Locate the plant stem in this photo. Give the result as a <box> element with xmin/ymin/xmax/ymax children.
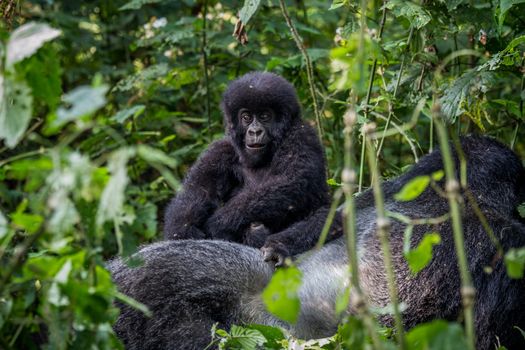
<box><xmin>432</xmin><ymin>103</ymin><xmax>476</xmax><ymax>350</ymax></box>
<box><xmin>278</xmin><ymin>0</ymin><xmax>323</xmax><ymax>140</ymax></box>
<box><xmin>364</xmin><ymin>124</ymin><xmax>405</xmax><ymax>350</ymax></box>
<box><xmin>342</xmin><ymin>109</ymin><xmax>383</xmax><ymax>350</ymax></box>
<box><xmin>376</xmin><ymin>26</ymin><xmax>414</xmax><ymax>157</ymax></box>
<box><xmin>201</xmin><ymin>0</ymin><xmax>212</xmax><ymax>142</ymax></box>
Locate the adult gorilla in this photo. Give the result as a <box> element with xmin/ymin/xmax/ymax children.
<box><xmin>109</xmin><ymin>136</ymin><xmax>525</xmax><ymax>350</ymax></box>
<box><xmin>163</xmin><ymin>72</ymin><xmax>329</xmax><ymax>261</ymax></box>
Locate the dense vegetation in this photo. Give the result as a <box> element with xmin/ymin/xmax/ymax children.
<box><xmin>1</xmin><ymin>0</ymin><xmax>524</xmax><ymax>349</ymax></box>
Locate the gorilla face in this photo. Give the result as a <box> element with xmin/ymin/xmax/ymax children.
<box><xmin>221</xmin><ymin>72</ymin><xmax>302</xmax><ymax>168</ymax></box>
<box><xmin>238</xmin><ymin>108</ymin><xmax>274</xmax><ymax>161</ymax></box>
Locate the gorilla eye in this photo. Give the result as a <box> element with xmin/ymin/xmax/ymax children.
<box><xmin>259</xmin><ymin>112</ymin><xmax>273</xmax><ymax>122</ymax></box>
<box><xmin>241</xmin><ymin>112</ymin><xmax>252</xmax><ymax>122</ymax></box>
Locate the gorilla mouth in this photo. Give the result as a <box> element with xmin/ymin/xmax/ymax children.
<box><xmin>246</xmin><ymin>143</ymin><xmax>266</xmax><ymax>150</ymax></box>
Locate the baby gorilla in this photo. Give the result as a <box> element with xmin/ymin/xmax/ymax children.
<box><xmin>163</xmin><ymin>72</ymin><xmax>329</xmax><ymax>263</ymax></box>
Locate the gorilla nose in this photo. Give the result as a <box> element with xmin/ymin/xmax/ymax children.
<box><xmin>249</xmin><ymin>129</ymin><xmax>263</xmax><ymax>137</ymax></box>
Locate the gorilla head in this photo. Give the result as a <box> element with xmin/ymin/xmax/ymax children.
<box><xmin>221</xmin><ymin>72</ymin><xmax>302</xmax><ymax>167</ymax></box>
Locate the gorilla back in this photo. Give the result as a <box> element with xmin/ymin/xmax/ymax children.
<box><xmin>109</xmin><ymin>136</ymin><xmax>525</xmax><ymax>349</ymax></box>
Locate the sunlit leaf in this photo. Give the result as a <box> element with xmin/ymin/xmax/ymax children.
<box><xmin>395</xmin><ymin>175</ymin><xmax>431</xmax><ymax>202</ymax></box>
<box><xmin>504</xmin><ymin>247</ymin><xmax>525</xmax><ymax>279</ymax></box>
<box><xmin>220</xmin><ymin>325</ymin><xmax>266</xmax><ymax>350</ymax></box>
<box><xmin>406</xmin><ymin>320</ymin><xmax>467</xmax><ymax>350</ymax></box>
<box><xmin>238</xmin><ymin>0</ymin><xmax>261</xmax><ymax>25</ymax></box>
<box><xmin>262</xmin><ymin>266</ymin><xmax>302</xmax><ymax>324</ymax></box>
<box><xmin>498</xmin><ymin>0</ymin><xmax>525</xmax><ymax>31</ymax></box>
<box><xmin>431</xmin><ymin>170</ymin><xmax>444</xmax><ymax>181</ymax></box>
<box><xmin>385</xmin><ymin>0</ymin><xmax>431</xmax><ymax>29</ymax></box>
<box><xmin>96</xmin><ymin>148</ymin><xmax>135</xmax><ymax>227</ymax></box>
<box><xmin>6</xmin><ymin>22</ymin><xmax>61</xmax><ymax>67</ymax></box>
<box><xmin>56</xmin><ymin>85</ymin><xmax>109</xmax><ymax>125</ymax></box>
<box><xmin>0</xmin><ymin>76</ymin><xmax>34</xmax><ymax>148</ymax></box>
<box><xmin>120</xmin><ymin>0</ymin><xmax>162</xmax><ymax>10</ymax></box>
<box><xmin>405</xmin><ymin>233</ymin><xmax>441</xmax><ymax>274</ymax></box>
<box><xmin>518</xmin><ymin>203</ymin><xmax>525</xmax><ymax>218</ymax></box>
<box><xmin>111</xmin><ymin>105</ymin><xmax>145</xmax><ymax>123</ymax></box>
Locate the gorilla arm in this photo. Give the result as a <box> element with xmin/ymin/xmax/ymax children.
<box><xmin>204</xmin><ymin>126</ymin><xmax>328</xmax><ymax>243</ymax></box>
<box><xmin>163</xmin><ymin>140</ymin><xmax>238</xmax><ymax>240</ymax></box>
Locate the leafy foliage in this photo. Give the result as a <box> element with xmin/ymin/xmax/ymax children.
<box><xmin>0</xmin><ymin>0</ymin><xmax>524</xmax><ymax>348</ymax></box>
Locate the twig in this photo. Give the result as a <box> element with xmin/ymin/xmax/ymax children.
<box><xmin>431</xmin><ymin>103</ymin><xmax>476</xmax><ymax>350</ymax></box>
<box><xmin>278</xmin><ymin>0</ymin><xmax>323</xmax><ymax>140</ymax></box>
<box><xmin>342</xmin><ymin>108</ymin><xmax>384</xmax><ymax>350</ymax></box>
<box><xmin>363</xmin><ymin>123</ymin><xmax>406</xmax><ymax>350</ymax></box>
<box><xmin>201</xmin><ymin>0</ymin><xmax>212</xmax><ymax>141</ymax></box>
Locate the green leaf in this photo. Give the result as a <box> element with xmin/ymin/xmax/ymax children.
<box><xmin>111</xmin><ymin>105</ymin><xmax>145</xmax><ymax>123</ymax></box>
<box><xmin>120</xmin><ymin>0</ymin><xmax>162</xmax><ymax>10</ymax></box>
<box><xmin>440</xmin><ymin>70</ymin><xmax>476</xmax><ymax>122</ymax></box>
<box><xmin>518</xmin><ymin>203</ymin><xmax>525</xmax><ymax>218</ymax></box>
<box><xmin>394</xmin><ymin>175</ymin><xmax>431</xmax><ymax>202</ymax></box>
<box><xmin>6</xmin><ymin>22</ymin><xmax>61</xmax><ymax>67</ymax></box>
<box><xmin>262</xmin><ymin>266</ymin><xmax>302</xmax><ymax>324</ymax></box>
<box><xmin>406</xmin><ymin>320</ymin><xmax>467</xmax><ymax>350</ymax></box>
<box><xmin>245</xmin><ymin>324</ymin><xmax>285</xmax><ymax>349</ymax></box>
<box><xmin>405</xmin><ymin>233</ymin><xmax>441</xmax><ymax>274</ymax></box>
<box><xmin>96</xmin><ymin>148</ymin><xmax>135</xmax><ymax>227</ymax></box>
<box><xmin>0</xmin><ymin>76</ymin><xmax>34</xmax><ymax>148</ymax></box>
<box><xmin>137</xmin><ymin>145</ymin><xmax>177</xmax><ymax>168</ymax></box>
<box><xmin>55</xmin><ymin>85</ymin><xmax>109</xmax><ymax>125</ymax></box>
<box><xmin>504</xmin><ymin>247</ymin><xmax>525</xmax><ymax>279</ymax></box>
<box><xmin>19</xmin><ymin>45</ymin><xmax>62</xmax><ymax>110</ymax></box>
<box><xmin>385</xmin><ymin>0</ymin><xmax>431</xmax><ymax>29</ymax></box>
<box><xmin>431</xmin><ymin>170</ymin><xmax>444</xmax><ymax>181</ymax></box>
<box><xmin>498</xmin><ymin>0</ymin><xmax>525</xmax><ymax>31</ymax></box>
<box><xmin>330</xmin><ymin>0</ymin><xmax>349</xmax><ymax>10</ymax></box>
<box><xmin>238</xmin><ymin>0</ymin><xmax>261</xmax><ymax>25</ymax></box>
<box><xmin>220</xmin><ymin>325</ymin><xmax>267</xmax><ymax>350</ymax></box>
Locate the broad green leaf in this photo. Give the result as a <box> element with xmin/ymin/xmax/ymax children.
<box><xmin>96</xmin><ymin>148</ymin><xmax>135</xmax><ymax>227</ymax></box>
<box><xmin>394</xmin><ymin>175</ymin><xmax>431</xmax><ymax>202</ymax></box>
<box><xmin>220</xmin><ymin>325</ymin><xmax>266</xmax><ymax>350</ymax></box>
<box><xmin>337</xmin><ymin>316</ymin><xmax>367</xmax><ymax>349</ymax></box>
<box><xmin>262</xmin><ymin>266</ymin><xmax>302</xmax><ymax>324</ymax></box>
<box><xmin>385</xmin><ymin>0</ymin><xmax>431</xmax><ymax>29</ymax></box>
<box><xmin>11</xmin><ymin>212</ymin><xmax>43</xmax><ymax>234</ymax></box>
<box><xmin>111</xmin><ymin>105</ymin><xmax>145</xmax><ymax>123</ymax></box>
<box><xmin>518</xmin><ymin>203</ymin><xmax>525</xmax><ymax>218</ymax></box>
<box><xmin>330</xmin><ymin>0</ymin><xmax>349</xmax><ymax>10</ymax></box>
<box><xmin>0</xmin><ymin>76</ymin><xmax>33</xmax><ymax>148</ymax></box>
<box><xmin>19</xmin><ymin>46</ymin><xmax>62</xmax><ymax>110</ymax></box>
<box><xmin>406</xmin><ymin>320</ymin><xmax>467</xmax><ymax>350</ymax></box>
<box><xmin>120</xmin><ymin>0</ymin><xmax>162</xmax><ymax>10</ymax></box>
<box><xmin>137</xmin><ymin>145</ymin><xmax>177</xmax><ymax>168</ymax></box>
<box><xmin>245</xmin><ymin>324</ymin><xmax>285</xmax><ymax>349</ymax></box>
<box><xmin>238</xmin><ymin>0</ymin><xmax>261</xmax><ymax>25</ymax></box>
<box><xmin>405</xmin><ymin>233</ymin><xmax>441</xmax><ymax>274</ymax></box>
<box><xmin>499</xmin><ymin>0</ymin><xmax>525</xmax><ymax>31</ymax></box>
<box><xmin>56</xmin><ymin>85</ymin><xmax>109</xmax><ymax>125</ymax></box>
<box><xmin>504</xmin><ymin>247</ymin><xmax>525</xmax><ymax>279</ymax></box>
<box><xmin>6</xmin><ymin>22</ymin><xmax>61</xmax><ymax>67</ymax></box>
<box><xmin>431</xmin><ymin>170</ymin><xmax>445</xmax><ymax>181</ymax></box>
<box><xmin>440</xmin><ymin>70</ymin><xmax>476</xmax><ymax>122</ymax></box>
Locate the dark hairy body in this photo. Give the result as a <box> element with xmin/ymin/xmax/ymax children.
<box><xmin>109</xmin><ymin>136</ymin><xmax>525</xmax><ymax>350</ymax></box>
<box><xmin>163</xmin><ymin>72</ymin><xmax>329</xmax><ymax>260</ymax></box>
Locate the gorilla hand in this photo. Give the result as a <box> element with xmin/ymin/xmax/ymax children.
<box><xmin>261</xmin><ymin>240</ymin><xmax>290</xmax><ymax>267</ymax></box>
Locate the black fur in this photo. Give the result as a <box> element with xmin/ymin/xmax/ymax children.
<box><xmin>111</xmin><ymin>136</ymin><xmax>525</xmax><ymax>350</ymax></box>
<box><xmin>163</xmin><ymin>72</ymin><xmax>329</xmax><ymax>257</ymax></box>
